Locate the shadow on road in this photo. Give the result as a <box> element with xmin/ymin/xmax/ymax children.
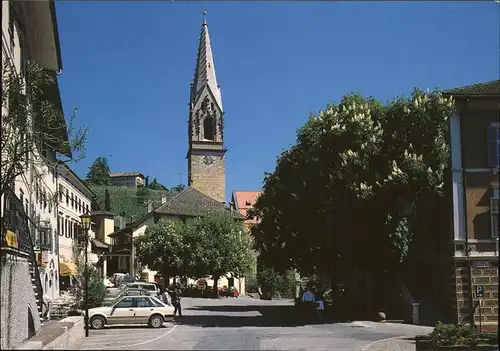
<box><xmin>177</xmin><ymin>304</ymin><xmax>349</xmax><ymax>328</ymax></box>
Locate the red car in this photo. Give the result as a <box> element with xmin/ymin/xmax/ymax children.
<box><xmin>221</xmin><ymin>287</ymin><xmax>239</xmax><ymax>298</ymax></box>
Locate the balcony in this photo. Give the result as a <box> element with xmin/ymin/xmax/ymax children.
<box><xmin>2</xmin><ymin>190</ymin><xmax>34</xmax><ymax>255</ymax></box>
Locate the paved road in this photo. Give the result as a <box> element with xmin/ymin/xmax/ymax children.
<box><xmin>78</xmin><ymin>297</ymin><xmax>432</xmax><ymax>350</ymax></box>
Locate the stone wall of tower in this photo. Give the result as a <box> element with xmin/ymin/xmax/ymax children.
<box><xmin>189</xmin><ymin>152</ymin><xmax>225</xmax><ymax>203</ymax></box>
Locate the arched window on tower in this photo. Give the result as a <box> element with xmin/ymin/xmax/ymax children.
<box><xmin>203</xmin><ymin>116</ymin><xmax>215</xmax><ymax>141</ymax></box>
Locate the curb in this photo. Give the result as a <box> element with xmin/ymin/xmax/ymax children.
<box><xmin>361</xmin><ymin>335</ymin><xmax>414</xmax><ymax>351</ymax></box>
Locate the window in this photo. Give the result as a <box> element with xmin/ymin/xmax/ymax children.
<box><xmin>134</xmin><ymin>297</ymin><xmax>154</xmax><ymax>308</ymax></box>
<box><xmin>115</xmin><ymin>297</ymin><xmax>133</xmax><ymax>309</ymax></box>
<box><xmin>487</xmin><ymin>123</ymin><xmax>500</xmax><ymax>168</ymax></box>
<box><xmin>57</xmin><ymin>216</ymin><xmax>61</xmax><ymax>236</ymax></box>
<box><xmin>150</xmin><ymin>297</ymin><xmax>166</xmax><ymax>308</ymax></box>
<box><xmin>19</xmin><ymin>189</ymin><xmax>24</xmax><ymax>205</ymax></box>
<box><xmin>203</xmin><ymin>116</ymin><xmax>215</xmax><ymax>140</ymax></box>
<box><xmin>491</xmin><ymin>185</ymin><xmax>499</xmax><ymax>239</ymax></box>
<box><xmin>59</xmin><ymin>185</ymin><xmax>63</xmax><ymax>202</ymax></box>
<box><xmin>85</xmin><ymin>204</ymin><xmax>89</xmax><ymax>214</ymax></box>
<box><xmin>66</xmin><ymin>189</ymin><xmax>69</xmax><ymax>205</ymax></box>
<box><xmin>71</xmin><ymin>193</ymin><xmax>74</xmax><ymax>209</ymax></box>
<box><xmin>73</xmin><ymin>222</ymin><xmax>78</xmax><ymax>240</ymax></box>
<box><xmin>65</xmin><ymin>219</ymin><xmax>69</xmax><ymax>238</ymax></box>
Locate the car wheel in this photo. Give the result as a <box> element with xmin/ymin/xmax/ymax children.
<box><xmin>149</xmin><ymin>314</ymin><xmax>164</xmax><ymax>328</ymax></box>
<box><xmin>90</xmin><ymin>315</ymin><xmax>105</xmax><ymax>330</ymax></box>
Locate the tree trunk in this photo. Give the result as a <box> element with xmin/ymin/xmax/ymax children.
<box><xmin>213</xmin><ymin>276</ymin><xmax>219</xmax><ymax>298</ymax></box>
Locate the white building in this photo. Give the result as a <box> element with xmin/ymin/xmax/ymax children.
<box><xmin>1</xmin><ymin>1</ymin><xmax>68</xmax><ymax>347</ymax></box>
<box><xmin>56</xmin><ymin>162</ymin><xmax>101</xmax><ymax>289</ymax></box>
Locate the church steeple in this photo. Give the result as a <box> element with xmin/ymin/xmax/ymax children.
<box><xmin>190</xmin><ymin>11</ymin><xmax>223</xmax><ymax>111</ymax></box>
<box><xmin>187</xmin><ymin>11</ymin><xmax>227</xmax><ymax>203</ymax></box>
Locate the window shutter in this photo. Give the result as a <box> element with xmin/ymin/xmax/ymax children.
<box><xmin>487</xmin><ymin>126</ymin><xmax>499</xmax><ymax>168</ymax></box>
<box><xmin>490</xmin><ymin>198</ymin><xmax>499</xmax><ymax>239</ymax></box>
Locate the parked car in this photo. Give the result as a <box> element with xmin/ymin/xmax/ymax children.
<box><xmin>88</xmin><ymin>295</ymin><xmax>175</xmax><ymax>329</ymax></box>
<box><xmin>220</xmin><ymin>287</ymin><xmax>239</xmax><ymax>298</ymax></box>
<box><xmin>102</xmin><ymin>288</ymin><xmax>151</xmax><ymax>305</ymax></box>
<box><xmin>126</xmin><ymin>282</ymin><xmax>160</xmax><ymax>297</ymax></box>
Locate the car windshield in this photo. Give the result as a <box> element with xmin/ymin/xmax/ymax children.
<box><xmin>150</xmin><ymin>297</ymin><xmax>166</xmax><ymax>307</ymax></box>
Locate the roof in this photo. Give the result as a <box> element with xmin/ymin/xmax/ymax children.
<box><xmin>56</xmin><ymin>161</ymin><xmax>96</xmax><ymax>199</ymax></box>
<box><xmin>190</xmin><ymin>14</ymin><xmax>223</xmax><ymax>111</ymax></box>
<box><xmin>91</xmin><ymin>237</ymin><xmax>109</xmax><ymax>250</ymax></box>
<box><xmin>154</xmin><ymin>187</ymin><xmax>243</xmax><ymax>219</ymax></box>
<box><xmin>109</xmin><ymin>172</ymin><xmax>144</xmax><ymax>178</ymax></box>
<box><xmin>91</xmin><ymin>210</ymin><xmax>116</xmax><ymax>218</ymax></box>
<box><xmin>442</xmin><ymin>80</ymin><xmax>500</xmax><ymax>96</ymax></box>
<box><xmin>231</xmin><ymin>191</ymin><xmax>262</xmax><ymax>224</ymax></box>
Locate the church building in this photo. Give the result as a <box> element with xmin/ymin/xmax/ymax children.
<box><xmin>105</xmin><ymin>13</ymin><xmax>246</xmax><ymax>293</ymax></box>
<box><xmin>187</xmin><ymin>12</ymin><xmax>226</xmax><ymax>203</ymax></box>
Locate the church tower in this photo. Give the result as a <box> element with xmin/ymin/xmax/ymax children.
<box><xmin>187</xmin><ymin>12</ymin><xmax>226</xmax><ymax>203</ymax></box>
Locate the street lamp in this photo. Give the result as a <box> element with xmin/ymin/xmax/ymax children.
<box><xmin>80</xmin><ymin>213</ymin><xmax>92</xmax><ymax>337</ymax></box>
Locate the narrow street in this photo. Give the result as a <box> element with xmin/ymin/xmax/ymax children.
<box><xmin>78</xmin><ymin>297</ymin><xmax>433</xmax><ymax>350</ymax></box>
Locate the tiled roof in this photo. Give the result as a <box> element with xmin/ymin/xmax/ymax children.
<box><xmin>232</xmin><ymin>191</ymin><xmax>262</xmax><ymax>224</ymax></box>
<box><xmin>109</xmin><ymin>172</ymin><xmax>144</xmax><ymax>178</ymax></box>
<box><xmin>442</xmin><ymin>80</ymin><xmax>500</xmax><ymax>95</ymax></box>
<box><xmin>154</xmin><ymin>187</ymin><xmax>243</xmax><ymax>219</ymax></box>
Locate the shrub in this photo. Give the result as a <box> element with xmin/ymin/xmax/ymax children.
<box><xmin>429</xmin><ymin>321</ymin><xmax>479</xmax><ymax>347</ymax></box>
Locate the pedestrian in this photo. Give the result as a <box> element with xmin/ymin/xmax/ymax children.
<box><xmin>42</xmin><ymin>294</ymin><xmax>53</xmax><ymax>321</ymax></box>
<box><xmin>315</xmin><ymin>290</ymin><xmax>324</xmax><ymax>321</ymax></box>
<box><xmin>301</xmin><ymin>285</ymin><xmax>316</xmax><ymax>321</ymax></box>
<box><xmin>170</xmin><ymin>285</ymin><xmax>182</xmax><ymax>317</ymax></box>
<box><xmin>161</xmin><ymin>289</ymin><xmax>172</xmax><ymax>306</ymax></box>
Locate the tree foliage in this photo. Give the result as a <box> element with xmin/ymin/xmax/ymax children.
<box><xmin>183</xmin><ymin>213</ymin><xmax>255</xmax><ymax>289</ymax></box>
<box><xmin>134</xmin><ymin>220</ymin><xmax>187</xmax><ymax>282</ymax></box>
<box><xmin>134</xmin><ymin>213</ymin><xmax>255</xmax><ymax>290</ymax></box>
<box><xmin>86</xmin><ymin>157</ymin><xmax>111</xmax><ymax>185</ymax></box>
<box><xmin>249</xmin><ymin>89</ymin><xmax>453</xmax><ymax>278</ymax></box>
<box><xmin>104</xmin><ymin>189</ymin><xmax>111</xmax><ymax>211</ymax></box>
<box><xmin>1</xmin><ymin>60</ymin><xmax>87</xmax><ymax>199</ymax></box>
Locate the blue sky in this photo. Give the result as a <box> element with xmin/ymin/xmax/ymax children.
<box><xmin>56</xmin><ymin>1</ymin><xmax>499</xmax><ymax>200</ymax></box>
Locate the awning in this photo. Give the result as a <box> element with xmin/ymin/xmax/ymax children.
<box><xmin>91</xmin><ymin>238</ymin><xmax>110</xmax><ymax>250</ymax></box>
<box><xmin>59</xmin><ymin>261</ymin><xmax>78</xmax><ymax>276</ymax></box>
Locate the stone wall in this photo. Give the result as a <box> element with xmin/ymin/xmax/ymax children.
<box><xmin>190</xmin><ymin>153</ymin><xmax>226</xmax><ymax>203</ymax></box>
<box><xmin>0</xmin><ymin>253</ymin><xmax>42</xmax><ymax>349</ymax></box>
<box><xmin>454</xmin><ymin>258</ymin><xmax>498</xmax><ymax>331</ymax></box>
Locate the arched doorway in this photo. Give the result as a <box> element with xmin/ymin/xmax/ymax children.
<box><xmin>27</xmin><ymin>307</ymin><xmax>35</xmax><ymax>338</ymax></box>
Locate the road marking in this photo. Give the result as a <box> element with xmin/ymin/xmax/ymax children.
<box><xmin>361</xmin><ymin>335</ymin><xmax>414</xmax><ymax>351</ymax></box>
<box><xmin>128</xmin><ymin>325</ymin><xmax>177</xmax><ymax>348</ymax></box>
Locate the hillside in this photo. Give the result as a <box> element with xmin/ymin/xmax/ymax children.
<box><xmin>89</xmin><ymin>185</ymin><xmax>172</xmax><ymax>222</ymax></box>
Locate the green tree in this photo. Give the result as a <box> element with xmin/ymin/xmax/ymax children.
<box><xmin>134</xmin><ymin>220</ymin><xmax>187</xmax><ymax>284</ymax></box>
<box><xmin>250</xmin><ymin>89</ymin><xmax>452</xmax><ymax>281</ymax></box>
<box><xmin>86</xmin><ymin>157</ymin><xmax>111</xmax><ymax>185</ymax></box>
<box><xmin>136</xmin><ymin>186</ymin><xmax>149</xmax><ymax>206</ymax></box>
<box><xmin>104</xmin><ymin>189</ymin><xmax>111</xmax><ymax>211</ymax></box>
<box><xmin>184</xmin><ymin>213</ymin><xmax>254</xmax><ymax>292</ymax></box>
<box><xmin>1</xmin><ymin>60</ymin><xmax>87</xmax><ymax>199</ymax></box>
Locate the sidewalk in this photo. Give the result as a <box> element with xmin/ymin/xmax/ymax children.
<box><xmin>363</xmin><ymin>336</ymin><xmax>416</xmax><ymax>351</ymax></box>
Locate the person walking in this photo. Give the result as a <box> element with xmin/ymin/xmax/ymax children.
<box><xmin>301</xmin><ymin>285</ymin><xmax>316</xmax><ymax>321</ymax></box>
<box><xmin>170</xmin><ymin>286</ymin><xmax>182</xmax><ymax>317</ymax></box>
<box><xmin>315</xmin><ymin>290</ymin><xmax>324</xmax><ymax>321</ymax></box>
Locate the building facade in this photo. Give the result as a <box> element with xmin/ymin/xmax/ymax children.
<box><xmin>187</xmin><ymin>15</ymin><xmax>226</xmax><ymax>203</ymax></box>
<box><xmin>109</xmin><ymin>172</ymin><xmax>145</xmax><ymax>188</ymax></box>
<box><xmin>230</xmin><ymin>191</ymin><xmax>262</xmax><ymax>228</ymax></box>
<box><xmin>445</xmin><ymin>80</ymin><xmax>499</xmax><ymax>331</ymax></box>
<box><xmin>1</xmin><ymin>0</ymin><xmax>66</xmax><ymax>348</ymax></box>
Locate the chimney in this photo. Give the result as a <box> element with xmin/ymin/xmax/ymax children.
<box><xmin>161</xmin><ymin>195</ymin><xmax>167</xmax><ymax>204</ymax></box>
<box><xmin>119</xmin><ymin>216</ymin><xmax>125</xmax><ymax>230</ymax></box>
<box><xmin>147</xmin><ymin>200</ymin><xmax>153</xmax><ymax>213</ymax></box>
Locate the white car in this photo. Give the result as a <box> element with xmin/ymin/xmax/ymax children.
<box><xmin>88</xmin><ymin>295</ymin><xmax>175</xmax><ymax>329</ymax></box>
<box><xmin>103</xmin><ymin>278</ymin><xmax>114</xmax><ymax>288</ymax></box>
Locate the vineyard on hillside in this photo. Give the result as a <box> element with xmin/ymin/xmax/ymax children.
<box><xmin>89</xmin><ymin>185</ymin><xmax>172</xmax><ymax>222</ymax></box>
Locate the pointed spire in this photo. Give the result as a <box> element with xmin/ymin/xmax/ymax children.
<box><xmin>190</xmin><ymin>11</ymin><xmax>223</xmax><ymax>110</ymax></box>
